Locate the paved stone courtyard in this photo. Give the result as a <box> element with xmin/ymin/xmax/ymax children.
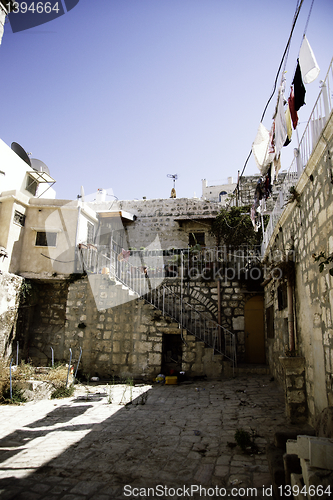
<box><xmin>0</xmin><ymin>375</ymin><xmax>297</xmax><ymax>500</ymax></box>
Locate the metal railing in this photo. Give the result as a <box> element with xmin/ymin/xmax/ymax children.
<box><xmin>262</xmin><ymin>57</ymin><xmax>333</xmax><ymax>254</ymax></box>
<box><xmin>145</xmin><ymin>284</ymin><xmax>236</xmax><ymax>363</ymax></box>
<box><xmin>77</xmin><ymin>243</ymin><xmax>262</xmax><ymax>280</ymax></box>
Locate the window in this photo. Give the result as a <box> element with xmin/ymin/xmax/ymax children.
<box><xmin>26</xmin><ymin>175</ymin><xmax>38</xmax><ymax>195</ymax></box>
<box><xmin>13</xmin><ymin>210</ymin><xmax>26</xmax><ymax>227</ymax></box>
<box><xmin>35</xmin><ymin>231</ymin><xmax>57</xmax><ymax>247</ymax></box>
<box><xmin>266</xmin><ymin>305</ymin><xmax>274</xmax><ymax>339</ymax></box>
<box><xmin>189</xmin><ymin>232</ymin><xmax>205</xmax><ymax>247</ymax></box>
<box><xmin>87</xmin><ymin>222</ymin><xmax>94</xmax><ymax>244</ymax></box>
<box><xmin>277</xmin><ymin>284</ymin><xmax>287</xmax><ymax>311</ymax></box>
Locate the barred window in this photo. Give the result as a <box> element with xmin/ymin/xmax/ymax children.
<box><xmin>35</xmin><ymin>231</ymin><xmax>57</xmax><ymax>247</ymax></box>
<box><xmin>13</xmin><ymin>210</ymin><xmax>26</xmax><ymax>227</ymax></box>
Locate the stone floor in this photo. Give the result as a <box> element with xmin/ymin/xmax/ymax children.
<box><xmin>0</xmin><ymin>375</ymin><xmax>299</xmax><ymax>500</ymax></box>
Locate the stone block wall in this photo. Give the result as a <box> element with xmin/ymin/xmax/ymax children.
<box><xmin>25</xmin><ymin>280</ymin><xmax>70</xmax><ymax>365</ymax></box>
<box><xmin>90</xmin><ymin>197</ymin><xmax>221</xmax><ymax>250</ymax></box>
<box><xmin>263</xmin><ymin>113</ymin><xmax>333</xmax><ymax>424</ymax></box>
<box><xmin>0</xmin><ymin>272</ymin><xmax>23</xmax><ymax>361</ymax></box>
<box><xmin>25</xmin><ymin>275</ymin><xmax>258</xmax><ymax>379</ymax></box>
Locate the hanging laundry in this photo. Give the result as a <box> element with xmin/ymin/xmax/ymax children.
<box><xmin>274</xmin><ymin>89</ymin><xmax>288</xmax><ymax>157</ymax></box>
<box><xmin>299</xmin><ymin>36</ymin><xmax>320</xmax><ymax>84</ymax></box>
<box><xmin>273</xmin><ymin>155</ymin><xmax>282</xmax><ymax>178</ymax></box>
<box><xmin>252</xmin><ymin>123</ymin><xmax>274</xmax><ymax>175</ymax></box>
<box><xmin>284</xmin><ymin>104</ymin><xmax>292</xmax><ymax>146</ymax></box>
<box><xmin>264</xmin><ymin>165</ymin><xmax>272</xmax><ymax>199</ymax></box>
<box><xmin>0</xmin><ymin>6</ymin><xmax>6</xmax><ymax>45</ymax></box>
<box><xmin>292</xmin><ymin>60</ymin><xmax>306</xmax><ymax>111</ymax></box>
<box><xmin>288</xmin><ymin>87</ymin><xmax>298</xmax><ymax>129</ymax></box>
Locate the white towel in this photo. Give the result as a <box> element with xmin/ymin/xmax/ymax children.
<box><xmin>299</xmin><ymin>36</ymin><xmax>320</xmax><ymax>84</ymax></box>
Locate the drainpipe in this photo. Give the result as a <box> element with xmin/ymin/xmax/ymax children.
<box><xmin>217</xmin><ymin>280</ymin><xmax>222</xmax><ymax>349</ymax></box>
<box><xmin>287</xmin><ymin>279</ymin><xmax>295</xmax><ymax>352</ymax></box>
<box><xmin>74</xmin><ymin>200</ymin><xmax>82</xmax><ymax>273</ymax></box>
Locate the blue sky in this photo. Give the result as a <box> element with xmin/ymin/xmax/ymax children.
<box><xmin>1</xmin><ymin>0</ymin><xmax>333</xmax><ymax>202</ymax></box>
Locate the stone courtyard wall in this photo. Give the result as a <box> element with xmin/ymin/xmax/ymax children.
<box><xmin>90</xmin><ymin>197</ymin><xmax>221</xmax><ymax>250</ymax></box>
<box><xmin>25</xmin><ymin>275</ymin><xmax>260</xmax><ymax>379</ymax></box>
<box><xmin>0</xmin><ymin>272</ymin><xmax>23</xmax><ymax>361</ymax></box>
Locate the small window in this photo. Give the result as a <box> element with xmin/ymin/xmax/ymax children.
<box><xmin>26</xmin><ymin>176</ymin><xmax>38</xmax><ymax>195</ymax></box>
<box><xmin>35</xmin><ymin>231</ymin><xmax>57</xmax><ymax>247</ymax></box>
<box><xmin>189</xmin><ymin>232</ymin><xmax>205</xmax><ymax>247</ymax></box>
<box><xmin>87</xmin><ymin>222</ymin><xmax>94</xmax><ymax>244</ymax></box>
<box><xmin>277</xmin><ymin>284</ymin><xmax>288</xmax><ymax>311</ymax></box>
<box><xmin>13</xmin><ymin>210</ymin><xmax>26</xmax><ymax>227</ymax></box>
<box><xmin>266</xmin><ymin>305</ymin><xmax>274</xmax><ymax>339</ymax></box>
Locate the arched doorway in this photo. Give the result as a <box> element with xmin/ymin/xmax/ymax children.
<box><xmin>244</xmin><ymin>295</ymin><xmax>265</xmax><ymax>363</ymax></box>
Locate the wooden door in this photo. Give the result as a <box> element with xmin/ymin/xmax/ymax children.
<box><xmin>244</xmin><ymin>295</ymin><xmax>265</xmax><ymax>364</ymax></box>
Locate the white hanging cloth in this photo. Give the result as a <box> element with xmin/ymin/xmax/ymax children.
<box><xmin>274</xmin><ymin>89</ymin><xmax>288</xmax><ymax>158</ymax></box>
<box><xmin>299</xmin><ymin>36</ymin><xmax>320</xmax><ymax>84</ymax></box>
<box><xmin>0</xmin><ymin>6</ymin><xmax>6</xmax><ymax>45</ymax></box>
<box><xmin>252</xmin><ymin>123</ymin><xmax>274</xmax><ymax>176</ymax></box>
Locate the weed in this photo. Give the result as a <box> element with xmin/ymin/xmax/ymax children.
<box><xmin>234</xmin><ymin>428</ymin><xmax>258</xmax><ymax>453</ymax></box>
<box><xmin>0</xmin><ymin>386</ymin><xmax>27</xmax><ymax>405</ymax></box>
<box><xmin>137</xmin><ymin>391</ymin><xmax>149</xmax><ymax>405</ymax></box>
<box><xmin>50</xmin><ymin>385</ymin><xmax>75</xmax><ymax>399</ymax></box>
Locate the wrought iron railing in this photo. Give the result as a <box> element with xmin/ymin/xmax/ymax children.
<box><xmin>262</xmin><ymin>57</ymin><xmax>333</xmax><ymax>254</ymax></box>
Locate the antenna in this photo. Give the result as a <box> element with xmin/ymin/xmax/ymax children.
<box><xmin>77</xmin><ymin>185</ymin><xmax>85</xmax><ymax>201</ymax></box>
<box><xmin>11</xmin><ymin>142</ymin><xmax>31</xmax><ymax>167</ymax></box>
<box><xmin>167</xmin><ymin>173</ymin><xmax>178</xmax><ymax>189</ymax></box>
<box><xmin>167</xmin><ymin>174</ymin><xmax>178</xmax><ymax>199</ymax></box>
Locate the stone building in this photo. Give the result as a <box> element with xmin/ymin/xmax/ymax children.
<box><xmin>261</xmin><ymin>60</ymin><xmax>333</xmax><ymax>426</ymax></box>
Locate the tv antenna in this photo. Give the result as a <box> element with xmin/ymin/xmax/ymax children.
<box><xmin>167</xmin><ymin>173</ymin><xmax>178</xmax><ymax>189</ymax></box>
<box><xmin>77</xmin><ymin>185</ymin><xmax>85</xmax><ymax>201</ymax></box>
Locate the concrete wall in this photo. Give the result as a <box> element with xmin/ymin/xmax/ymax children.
<box><xmin>263</xmin><ymin>112</ymin><xmax>333</xmax><ymax>424</ymax></box>
<box><xmin>0</xmin><ymin>272</ymin><xmax>23</xmax><ymax>361</ymax></box>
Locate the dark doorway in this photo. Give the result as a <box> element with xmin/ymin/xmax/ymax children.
<box><xmin>161</xmin><ymin>334</ymin><xmax>182</xmax><ymax>375</ymax></box>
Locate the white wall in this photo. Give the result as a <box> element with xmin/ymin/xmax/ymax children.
<box><xmin>0</xmin><ymin>138</ymin><xmax>56</xmax><ymax>199</ymax></box>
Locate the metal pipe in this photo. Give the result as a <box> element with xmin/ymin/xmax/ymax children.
<box><xmin>287</xmin><ymin>280</ymin><xmax>295</xmax><ymax>351</ymax></box>
<box><xmin>50</xmin><ymin>347</ymin><xmax>54</xmax><ymax>367</ymax></box>
<box><xmin>66</xmin><ymin>348</ymin><xmax>72</xmax><ymax>388</ymax></box>
<box><xmin>16</xmin><ymin>341</ymin><xmax>19</xmax><ymax>366</ymax></box>
<box><xmin>74</xmin><ymin>347</ymin><xmax>82</xmax><ymax>378</ymax></box>
<box><xmin>9</xmin><ymin>358</ymin><xmax>13</xmax><ymax>399</ymax></box>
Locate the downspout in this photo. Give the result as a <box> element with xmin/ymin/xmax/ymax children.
<box><xmin>287</xmin><ymin>278</ymin><xmax>295</xmax><ymax>352</ymax></box>
<box><xmin>74</xmin><ymin>200</ymin><xmax>81</xmax><ymax>273</ymax></box>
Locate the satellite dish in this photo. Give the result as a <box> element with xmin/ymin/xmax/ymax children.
<box><xmin>11</xmin><ymin>142</ymin><xmax>31</xmax><ymax>167</ymax></box>
<box><xmin>30</xmin><ymin>158</ymin><xmax>50</xmax><ymax>175</ymax></box>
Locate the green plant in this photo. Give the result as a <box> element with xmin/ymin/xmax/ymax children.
<box><xmin>50</xmin><ymin>385</ymin><xmax>75</xmax><ymax>399</ymax></box>
<box><xmin>1</xmin><ymin>386</ymin><xmax>27</xmax><ymax>405</ymax></box>
<box><xmin>312</xmin><ymin>251</ymin><xmax>333</xmax><ymax>276</ymax></box>
<box><xmin>286</xmin><ymin>186</ymin><xmax>301</xmax><ymax>206</ymax></box>
<box><xmin>234</xmin><ymin>428</ymin><xmax>258</xmax><ymax>453</ymax></box>
<box><xmin>211</xmin><ymin>205</ymin><xmax>264</xmax><ymax>247</ymax></box>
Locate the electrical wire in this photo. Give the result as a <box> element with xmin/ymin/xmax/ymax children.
<box><xmin>227</xmin><ymin>0</ymin><xmax>305</xmax><ymax>209</ymax></box>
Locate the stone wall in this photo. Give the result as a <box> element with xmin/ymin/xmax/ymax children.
<box><xmin>25</xmin><ymin>275</ymin><xmax>260</xmax><ymax>379</ymax></box>
<box><xmin>90</xmin><ymin>197</ymin><xmax>221</xmax><ymax>250</ymax></box>
<box><xmin>263</xmin><ymin>113</ymin><xmax>333</xmax><ymax>425</ymax></box>
<box><xmin>24</xmin><ymin>279</ymin><xmax>70</xmax><ymax>365</ymax></box>
<box><xmin>0</xmin><ymin>272</ymin><xmax>23</xmax><ymax>361</ymax></box>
